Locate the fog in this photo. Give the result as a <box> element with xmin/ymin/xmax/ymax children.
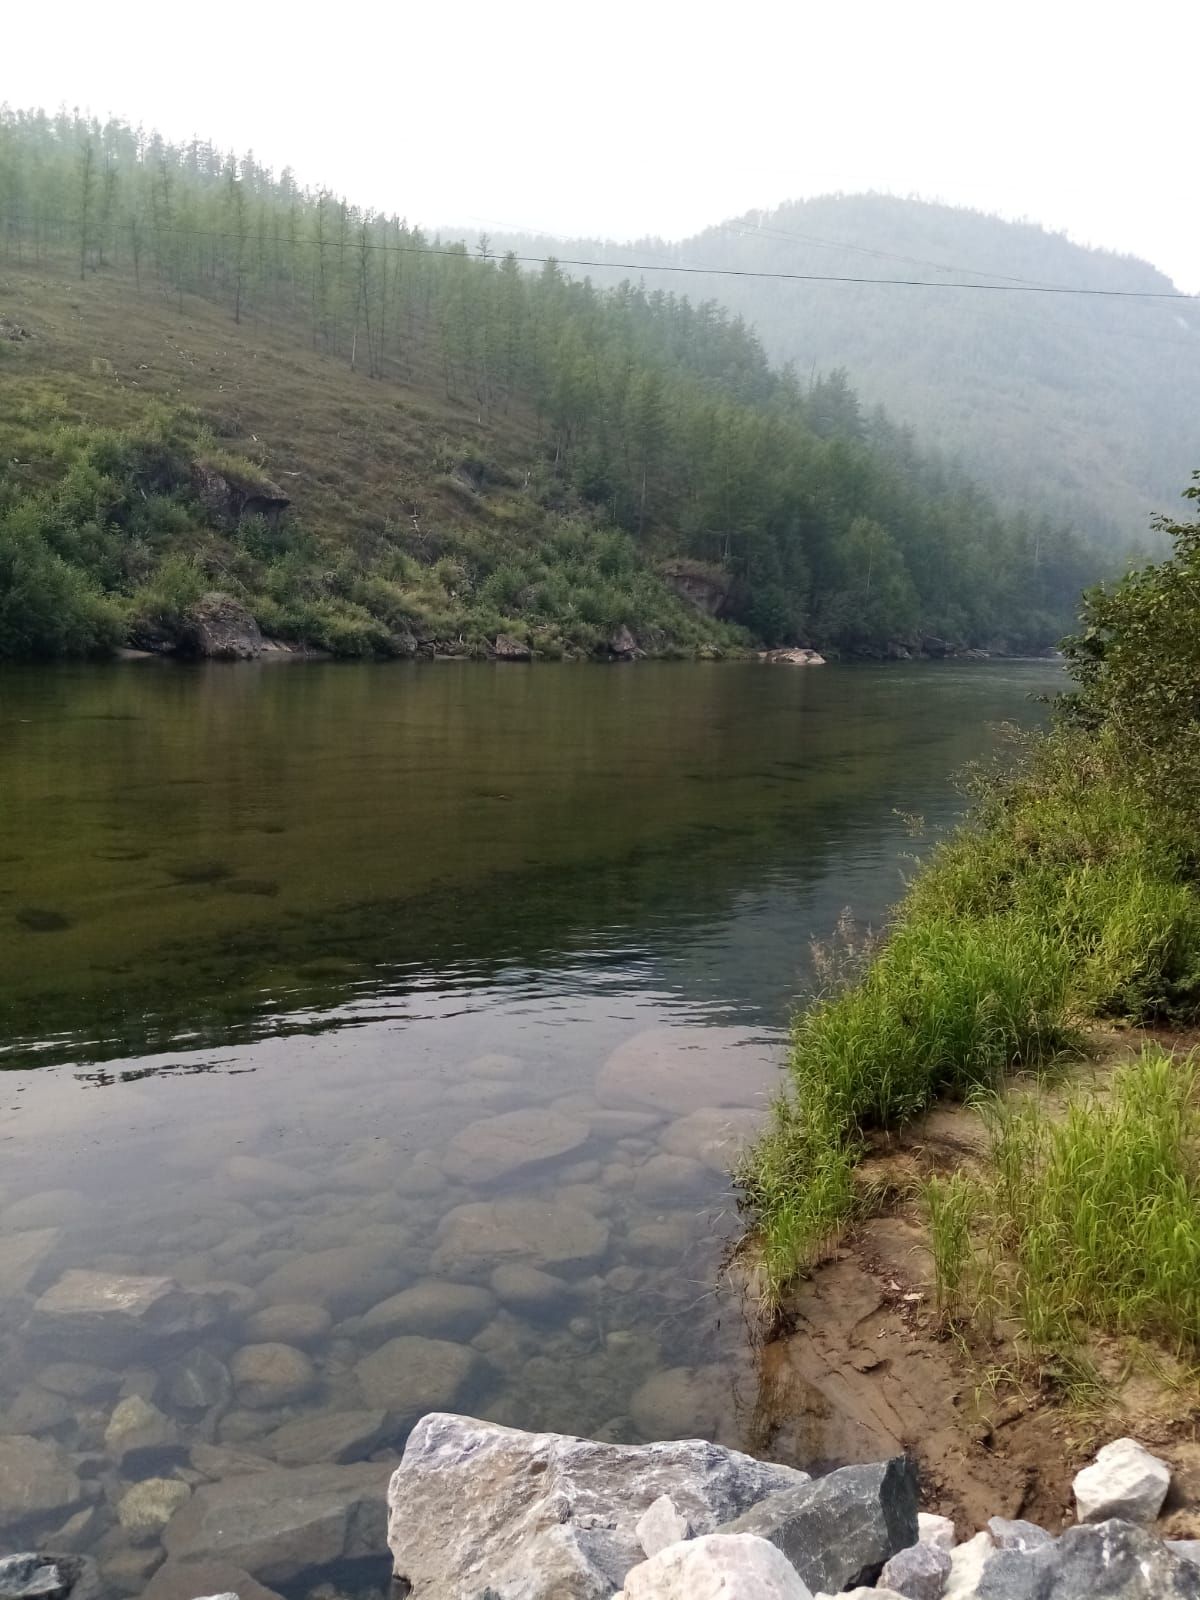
<box><xmin>7</xmin><ymin>0</ymin><xmax>1199</xmax><ymax>290</ymax></box>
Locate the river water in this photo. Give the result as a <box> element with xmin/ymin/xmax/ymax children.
<box><xmin>0</xmin><ymin>658</ymin><xmax>1060</xmax><ymax>1586</ymax></box>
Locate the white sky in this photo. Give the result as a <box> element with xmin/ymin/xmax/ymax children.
<box><xmin>6</xmin><ymin>0</ymin><xmax>1199</xmax><ymax>290</ymax></box>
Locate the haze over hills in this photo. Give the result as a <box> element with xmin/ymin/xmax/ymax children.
<box><xmin>0</xmin><ymin>113</ymin><xmax>1124</xmax><ymax>660</ymax></box>
<box><xmin>477</xmin><ymin>195</ymin><xmax>1200</xmax><ymax>546</ymax></box>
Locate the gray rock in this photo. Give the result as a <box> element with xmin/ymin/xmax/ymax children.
<box><xmin>189</xmin><ymin>1443</ymin><xmax>273</xmax><ymax>1480</ymax></box>
<box><xmin>1170</xmin><ymin>1542</ymin><xmax>1200</xmax><ymax>1568</ymax></box>
<box><xmin>96</xmin><ymin>1544</ymin><xmax>164</xmax><ymax>1597</ymax></box>
<box><xmin>3</xmin><ymin>1192</ymin><xmax>87</xmax><ymax>1230</ymax></box>
<box><xmin>632</xmin><ymin>1154</ymin><xmax>710</xmax><ymax>1203</ymax></box>
<box><xmin>0</xmin><ymin>1436</ymin><xmax>84</xmax><ymax>1533</ymax></box>
<box><xmin>256</xmin><ymin>1242</ymin><xmax>409</xmax><ymax>1316</ymax></box>
<box><xmin>658</xmin><ymin>1108</ymin><xmax>763</xmax><ymax>1172</ymax></box>
<box><xmin>0</xmin><ymin>1229</ymin><xmax>60</xmax><ymax>1297</ymax></box>
<box><xmin>180</xmin><ymin>591</ymin><xmax>265</xmax><ymax>659</ymax></box>
<box><xmin>880</xmin><ymin>1540</ymin><xmax>952</xmax><ymax>1600</ymax></box>
<box><xmin>103</xmin><ymin>1395</ymin><xmax>181</xmax><ymax>1468</ymax></box>
<box><xmin>622</xmin><ymin>1533</ymin><xmax>814</xmax><ymax>1599</ymax></box>
<box><xmin>356</xmin><ymin>1337</ymin><xmax>481</xmax><ymax>1419</ymax></box>
<box><xmin>975</xmin><ymin>1519</ymin><xmax>1200</xmax><ymax>1598</ymax></box>
<box><xmin>433</xmin><ymin>1198</ymin><xmax>609</xmax><ymax>1277</ymax></box>
<box><xmin>165</xmin><ymin>1348</ymin><xmax>233</xmax><ymax>1415</ymax></box>
<box><xmin>243</xmin><ymin>1302</ymin><xmax>332</xmax><ymax>1348</ymax></box>
<box><xmin>162</xmin><ymin>1461</ymin><xmax>386</xmax><ymax>1585</ymax></box>
<box><xmin>29</xmin><ymin>1271</ymin><xmax>221</xmax><ymax>1362</ymax></box>
<box><xmin>442</xmin><ymin>1108</ymin><xmax>590</xmax><ymax>1183</ymax></box>
<box><xmin>386</xmin><ymin>1410</ymin><xmax>811</xmax><ymax>1600</ymax></box>
<box><xmin>359</xmin><ymin>1281</ymin><xmax>495</xmax><ymax>1342</ymax></box>
<box><xmin>718</xmin><ymin>1458</ymin><xmax>919</xmax><ymax>1594</ymax></box>
<box><xmin>637</xmin><ymin>1494</ymin><xmax>693</xmax><ymax>1557</ymax></box>
<box><xmin>142</xmin><ymin>1562</ymin><xmax>284</xmax><ymax>1600</ymax></box>
<box><xmin>35</xmin><ymin>1365</ymin><xmax>119</xmax><ymax>1402</ymax></box>
<box><xmin>262</xmin><ymin>1409</ymin><xmax>390</xmax><ymax>1466</ymax></box>
<box><xmin>230</xmin><ymin>1343</ymin><xmax>316</xmax><ymax>1409</ymax></box>
<box><xmin>988</xmin><ymin>1517</ymin><xmax>1051</xmax><ymax>1552</ymax></box>
<box><xmin>595</xmin><ymin>1027</ymin><xmax>780</xmax><ymax>1115</ymax></box>
<box><xmin>116</xmin><ymin>1477</ymin><xmax>192</xmax><ymax>1543</ymax></box>
<box><xmin>1</xmin><ymin>1385</ymin><xmax>73</xmax><ymax>1437</ymax></box>
<box><xmin>1073</xmin><ymin>1438</ymin><xmax>1172</xmax><ymax>1526</ymax></box>
<box><xmin>0</xmin><ymin>1553</ymin><xmax>99</xmax><ymax>1600</ymax></box>
<box><xmin>490</xmin><ymin>1263</ymin><xmax>571</xmax><ymax>1317</ymax></box>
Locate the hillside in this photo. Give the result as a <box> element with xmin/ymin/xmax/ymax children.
<box><xmin>0</xmin><ymin>113</ymin><xmax>1107</xmax><ymax>661</ymax></box>
<box><xmin>482</xmin><ymin>195</ymin><xmax>1200</xmax><ymax>546</ymax></box>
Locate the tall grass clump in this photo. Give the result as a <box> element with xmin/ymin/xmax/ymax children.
<box><xmin>986</xmin><ymin>1050</ymin><xmax>1200</xmax><ymax>1356</ymax></box>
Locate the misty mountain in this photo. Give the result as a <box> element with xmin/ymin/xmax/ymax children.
<box><xmin>476</xmin><ymin>195</ymin><xmax>1200</xmax><ymax>545</ymax></box>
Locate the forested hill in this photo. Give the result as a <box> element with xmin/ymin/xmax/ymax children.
<box><xmin>483</xmin><ymin>196</ymin><xmax>1200</xmax><ymax>546</ymax></box>
<box><xmin>0</xmin><ymin>112</ymin><xmax>1108</xmax><ymax>661</ymax></box>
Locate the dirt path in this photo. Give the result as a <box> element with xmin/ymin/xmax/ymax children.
<box><xmin>743</xmin><ymin>1028</ymin><xmax>1200</xmax><ymax>1537</ymax></box>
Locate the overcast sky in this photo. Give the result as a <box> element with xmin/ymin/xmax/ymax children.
<box><xmin>7</xmin><ymin>0</ymin><xmax>1199</xmax><ymax>291</ymax></box>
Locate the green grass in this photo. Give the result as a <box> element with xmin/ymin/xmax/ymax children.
<box><xmin>926</xmin><ymin>1049</ymin><xmax>1200</xmax><ymax>1362</ymax></box>
<box><xmin>740</xmin><ymin>728</ymin><xmax>1200</xmax><ymax>1304</ymax></box>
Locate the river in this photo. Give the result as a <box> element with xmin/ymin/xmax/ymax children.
<box><xmin>0</xmin><ymin>658</ymin><xmax>1061</xmax><ymax>1584</ymax></box>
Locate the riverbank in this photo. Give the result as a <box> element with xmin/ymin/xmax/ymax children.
<box><xmin>738</xmin><ymin>478</ymin><xmax>1200</xmax><ymax>1462</ymax></box>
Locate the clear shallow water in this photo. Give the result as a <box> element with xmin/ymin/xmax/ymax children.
<box><xmin>0</xmin><ymin>659</ymin><xmax>1061</xmax><ymax>1583</ymax></box>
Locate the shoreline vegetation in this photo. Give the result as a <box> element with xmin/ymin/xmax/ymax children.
<box><xmin>739</xmin><ymin>474</ymin><xmax>1200</xmax><ymax>1402</ymax></box>
<box><xmin>1</xmin><ymin>109</ymin><xmax>1110</xmax><ymax>665</ymax></box>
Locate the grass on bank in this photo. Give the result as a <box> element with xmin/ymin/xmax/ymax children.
<box><xmin>739</xmin><ymin>729</ymin><xmax>1200</xmax><ymax>1304</ymax></box>
<box><xmin>925</xmin><ymin>1048</ymin><xmax>1200</xmax><ymax>1361</ymax></box>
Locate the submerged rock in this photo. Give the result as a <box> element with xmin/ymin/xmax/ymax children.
<box><xmin>103</xmin><ymin>1395</ymin><xmax>181</xmax><ymax>1468</ymax></box>
<box><xmin>659</xmin><ymin>1107</ymin><xmax>764</xmax><ymax>1172</ymax></box>
<box><xmin>359</xmin><ymin>1280</ymin><xmax>495</xmax><ymax>1342</ymax></box>
<box><xmin>116</xmin><ymin>1477</ymin><xmax>191</xmax><ymax>1543</ymax></box>
<box><xmin>355</xmin><ymin>1336</ymin><xmax>481</xmax><ymax>1419</ymax></box>
<box><xmin>0</xmin><ymin>1553</ymin><xmax>99</xmax><ymax>1600</ymax></box>
<box><xmin>386</xmin><ymin>1410</ymin><xmax>810</xmax><ymax>1599</ymax></box>
<box><xmin>717</xmin><ymin>1457</ymin><xmax>919</xmax><ymax>1594</ymax></box>
<box><xmin>29</xmin><ymin>1271</ymin><xmax>221</xmax><ymax>1362</ymax></box>
<box><xmin>161</xmin><ymin>1461</ymin><xmax>386</xmax><ymax>1585</ymax></box>
<box><xmin>622</xmin><ymin>1533</ymin><xmax>815</xmax><ymax>1599</ymax></box>
<box><xmin>261</xmin><ymin>1409</ymin><xmax>390</xmax><ymax>1467</ymax></box>
<box><xmin>243</xmin><ymin>1302</ymin><xmax>332</xmax><ymax>1348</ymax></box>
<box><xmin>255</xmin><ymin>1242</ymin><xmax>409</xmax><ymax>1316</ymax></box>
<box><xmin>230</xmin><ymin>1343</ymin><xmax>317</xmax><ymax>1409</ymax></box>
<box><xmin>1073</xmin><ymin>1437</ymin><xmax>1172</xmax><ymax>1526</ymax></box>
<box><xmin>433</xmin><ymin>1198</ymin><xmax>609</xmax><ymax>1276</ymax></box>
<box><xmin>441</xmin><ymin>1108</ymin><xmax>590</xmax><ymax>1184</ymax></box>
<box><xmin>596</xmin><ymin>1027</ymin><xmax>779</xmax><ymax>1116</ymax></box>
<box><xmin>0</xmin><ymin>1228</ymin><xmax>60</xmax><ymax>1297</ymax></box>
<box><xmin>0</xmin><ymin>1436</ymin><xmax>84</xmax><ymax>1535</ymax></box>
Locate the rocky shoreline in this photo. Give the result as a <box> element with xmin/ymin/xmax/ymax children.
<box><xmin>4</xmin><ymin>1415</ymin><xmax>1197</xmax><ymax>1599</ymax></box>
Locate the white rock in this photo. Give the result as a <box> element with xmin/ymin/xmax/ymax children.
<box><xmin>387</xmin><ymin>1411</ymin><xmax>810</xmax><ymax>1599</ymax></box>
<box><xmin>918</xmin><ymin>1511</ymin><xmax>957</xmax><ymax>1551</ymax></box>
<box><xmin>1073</xmin><ymin>1436</ymin><xmax>1171</xmax><ymax>1525</ymax></box>
<box><xmin>441</xmin><ymin>1108</ymin><xmax>589</xmax><ymax>1184</ymax></box>
<box><xmin>637</xmin><ymin>1494</ymin><xmax>693</xmax><ymax>1558</ymax></box>
<box><xmin>623</xmin><ymin>1534</ymin><xmax>813</xmax><ymax>1599</ymax></box>
<box><xmin>943</xmin><ymin>1530</ymin><xmax>995</xmax><ymax>1600</ymax></box>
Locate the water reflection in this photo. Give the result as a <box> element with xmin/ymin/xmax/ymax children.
<box><xmin>0</xmin><ymin>660</ymin><xmax>1061</xmax><ymax>1584</ymax></box>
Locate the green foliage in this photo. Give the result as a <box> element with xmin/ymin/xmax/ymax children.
<box><xmin>946</xmin><ymin>1051</ymin><xmax>1200</xmax><ymax>1358</ymax></box>
<box><xmin>1062</xmin><ymin>477</ymin><xmax>1200</xmax><ymax>816</ymax></box>
<box><xmin>742</xmin><ymin>490</ymin><xmax>1200</xmax><ymax>1302</ymax></box>
<box><xmin>0</xmin><ymin>108</ymin><xmax>1112</xmax><ymax>660</ymax></box>
<box><xmin>0</xmin><ymin>504</ymin><xmax>123</xmax><ymax>656</ymax></box>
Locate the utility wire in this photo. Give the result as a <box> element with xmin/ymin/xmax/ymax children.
<box><xmin>12</xmin><ymin>214</ymin><xmax>1200</xmax><ymax>301</ymax></box>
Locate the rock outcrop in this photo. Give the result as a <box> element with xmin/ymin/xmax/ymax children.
<box><xmin>386</xmin><ymin>1412</ymin><xmax>813</xmax><ymax>1599</ymax></box>
<box><xmin>493</xmin><ymin>633</ymin><xmax>533</xmax><ymax>661</ymax></box>
<box><xmin>189</xmin><ymin>463</ymin><xmax>289</xmax><ymax>529</ymax></box>
<box><xmin>178</xmin><ymin>593</ymin><xmax>265</xmax><ymax>661</ymax></box>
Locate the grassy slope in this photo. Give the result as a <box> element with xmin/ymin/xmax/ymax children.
<box><xmin>0</xmin><ymin>257</ymin><xmax>740</xmax><ymax>658</ymax></box>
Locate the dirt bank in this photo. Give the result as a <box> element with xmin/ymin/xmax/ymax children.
<box><xmin>741</xmin><ymin>1027</ymin><xmax>1200</xmax><ymax>1538</ymax></box>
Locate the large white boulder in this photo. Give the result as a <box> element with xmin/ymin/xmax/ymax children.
<box><xmin>622</xmin><ymin>1534</ymin><xmax>813</xmax><ymax>1599</ymax></box>
<box><xmin>387</xmin><ymin>1412</ymin><xmax>811</xmax><ymax>1600</ymax></box>
<box><xmin>1073</xmin><ymin>1437</ymin><xmax>1171</xmax><ymax>1525</ymax></box>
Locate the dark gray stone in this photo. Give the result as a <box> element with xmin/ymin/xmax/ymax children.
<box><xmin>880</xmin><ymin>1539</ymin><xmax>952</xmax><ymax>1599</ymax></box>
<box><xmin>161</xmin><ymin>1462</ymin><xmax>386</xmax><ymax>1586</ymax></box>
<box><xmin>165</xmin><ymin>1348</ymin><xmax>233</xmax><ymax>1415</ymax></box>
<box><xmin>718</xmin><ymin>1457</ymin><xmax>919</xmax><ymax>1593</ymax></box>
<box><xmin>975</xmin><ymin>1520</ymin><xmax>1200</xmax><ymax>1599</ymax></box>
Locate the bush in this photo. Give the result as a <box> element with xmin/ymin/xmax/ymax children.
<box><xmin>0</xmin><ymin>511</ymin><xmax>124</xmax><ymax>657</ymax></box>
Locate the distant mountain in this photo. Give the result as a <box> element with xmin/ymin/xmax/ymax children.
<box><xmin>477</xmin><ymin>196</ymin><xmax>1200</xmax><ymax>545</ymax></box>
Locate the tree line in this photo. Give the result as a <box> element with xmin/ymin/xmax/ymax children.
<box><xmin>0</xmin><ymin>108</ymin><xmax>1110</xmax><ymax>654</ymax></box>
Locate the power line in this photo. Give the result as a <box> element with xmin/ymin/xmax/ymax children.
<box><xmin>11</xmin><ymin>213</ymin><xmax>1200</xmax><ymax>302</ymax></box>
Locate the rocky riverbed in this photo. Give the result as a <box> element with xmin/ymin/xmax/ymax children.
<box><xmin>5</xmin><ymin>1416</ymin><xmax>1198</xmax><ymax>1599</ymax></box>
